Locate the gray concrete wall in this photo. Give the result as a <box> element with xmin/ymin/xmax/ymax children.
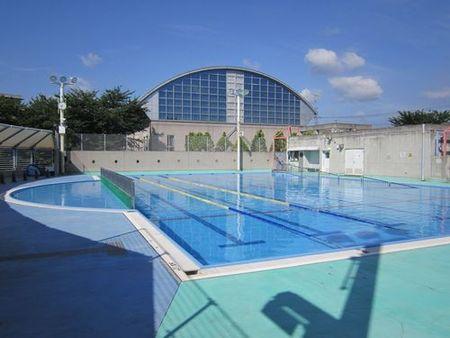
<box><xmin>68</xmin><ymin>151</ymin><xmax>274</xmax><ymax>172</ymax></box>
<box><xmin>288</xmin><ymin>124</ymin><xmax>448</xmax><ymax>179</ymax></box>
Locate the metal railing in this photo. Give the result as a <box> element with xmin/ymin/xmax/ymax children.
<box><xmin>71</xmin><ymin>134</ymin><xmax>150</xmax><ymax>151</ymax></box>
<box><xmin>70</xmin><ymin>133</ymin><xmax>272</xmax><ymax>152</ymax></box>
<box><xmin>0</xmin><ymin>148</ymin><xmax>54</xmax><ymax>171</ymax></box>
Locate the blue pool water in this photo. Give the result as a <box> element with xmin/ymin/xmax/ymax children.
<box><xmin>11</xmin><ymin>180</ymin><xmax>126</xmax><ymax>209</ymax></box>
<box><xmin>133</xmin><ymin>172</ymin><xmax>450</xmax><ymax>266</ymax></box>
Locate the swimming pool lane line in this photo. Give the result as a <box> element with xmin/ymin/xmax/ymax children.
<box><xmin>362</xmin><ymin>176</ymin><xmax>419</xmax><ymax>189</ymax></box>
<box><xmin>139</xmin><ymin>177</ymin><xmax>229</xmax><ymax>210</ymax></box>
<box><xmin>142</xmin><ymin>192</ymin><xmax>264</xmax><ymax>248</ymax></box>
<box><xmin>162</xmin><ymin>175</ymin><xmax>406</xmax><ymax>234</ymax></box>
<box><xmin>150</xmin><ymin>176</ymin><xmax>398</xmax><ymax>237</ymax></box>
<box><xmin>173</xmin><ymin>173</ymin><xmax>413</xmax><ymax>211</ymax></box>
<box><xmin>156</xmin><ymin>176</ymin><xmax>333</xmax><ymax>236</ymax></box>
<box><xmin>289</xmin><ymin>202</ymin><xmax>407</xmax><ymax>233</ymax></box>
<box><xmin>160</xmin><ymin>175</ymin><xmax>289</xmax><ymax>206</ymax></box>
<box><xmin>139</xmin><ymin>177</ymin><xmax>338</xmax><ymax>249</ymax></box>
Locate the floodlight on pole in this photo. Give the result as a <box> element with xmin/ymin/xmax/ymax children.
<box><xmin>229</xmin><ymin>88</ymin><xmax>249</xmax><ymax>171</ymax></box>
<box><xmin>49</xmin><ymin>75</ymin><xmax>77</xmax><ymax>174</ymax></box>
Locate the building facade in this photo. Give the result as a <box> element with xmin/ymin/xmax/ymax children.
<box><xmin>287</xmin><ymin>124</ymin><xmax>450</xmax><ymax>180</ymax></box>
<box><xmin>139</xmin><ymin>66</ymin><xmax>317</xmax><ymax>151</ymax></box>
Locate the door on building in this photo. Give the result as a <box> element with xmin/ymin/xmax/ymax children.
<box><xmin>345</xmin><ymin>149</ymin><xmax>364</xmax><ymax>175</ymax></box>
<box><xmin>321</xmin><ymin>150</ymin><xmax>330</xmax><ymax>172</ymax></box>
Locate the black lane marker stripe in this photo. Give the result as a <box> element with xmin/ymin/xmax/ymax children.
<box><xmin>146</xmin><ymin>192</ymin><xmax>266</xmax><ymax>247</ymax></box>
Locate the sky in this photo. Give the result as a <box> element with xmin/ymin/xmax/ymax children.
<box><xmin>1</xmin><ymin>0</ymin><xmax>449</xmax><ymax>126</ymax></box>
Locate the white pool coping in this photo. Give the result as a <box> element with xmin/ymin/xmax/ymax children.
<box><xmin>4</xmin><ymin>182</ymin><xmax>128</xmax><ymax>213</ymax></box>
<box><xmin>188</xmin><ymin>236</ymin><xmax>450</xmax><ymax>280</ymax></box>
<box><xmin>123</xmin><ymin>210</ymin><xmax>198</xmax><ymax>281</ymax></box>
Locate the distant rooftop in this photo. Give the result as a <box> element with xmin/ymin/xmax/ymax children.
<box><xmin>300</xmin><ymin>122</ymin><xmax>372</xmax><ymax>134</ymax></box>
<box><xmin>0</xmin><ymin>93</ymin><xmax>22</xmax><ymax>100</ymax></box>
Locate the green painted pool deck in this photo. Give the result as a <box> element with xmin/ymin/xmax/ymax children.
<box><xmin>157</xmin><ymin>244</ymin><xmax>450</xmax><ymax>338</ymax></box>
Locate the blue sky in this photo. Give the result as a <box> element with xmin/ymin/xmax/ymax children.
<box><xmin>1</xmin><ymin>0</ymin><xmax>449</xmax><ymax>126</ymax></box>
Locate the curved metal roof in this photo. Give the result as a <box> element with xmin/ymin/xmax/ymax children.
<box><xmin>139</xmin><ymin>66</ymin><xmax>317</xmax><ymax>115</ymax></box>
<box><xmin>0</xmin><ymin>123</ymin><xmax>54</xmax><ymax>149</ymax></box>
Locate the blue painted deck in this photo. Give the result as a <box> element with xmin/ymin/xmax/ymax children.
<box><xmin>0</xmin><ymin>176</ymin><xmax>179</xmax><ymax>338</ymax></box>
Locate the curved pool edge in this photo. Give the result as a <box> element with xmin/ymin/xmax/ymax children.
<box><xmin>3</xmin><ymin>175</ymin><xmax>131</xmax><ymax>214</ymax></box>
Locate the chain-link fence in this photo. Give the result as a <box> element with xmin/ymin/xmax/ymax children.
<box><xmin>70</xmin><ymin>134</ymin><xmax>150</xmax><ymax>151</ymax></box>
<box><xmin>70</xmin><ymin>132</ymin><xmax>273</xmax><ymax>152</ymax></box>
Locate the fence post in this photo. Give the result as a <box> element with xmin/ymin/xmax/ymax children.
<box><xmin>103</xmin><ymin>134</ymin><xmax>106</xmax><ymax>151</ymax></box>
<box><xmin>12</xmin><ymin>149</ymin><xmax>17</xmax><ymax>170</ymax></box>
<box><xmin>125</xmin><ymin>135</ymin><xmax>128</xmax><ymax>151</ymax></box>
<box><xmin>80</xmin><ymin>134</ymin><xmax>84</xmax><ymax>151</ymax></box>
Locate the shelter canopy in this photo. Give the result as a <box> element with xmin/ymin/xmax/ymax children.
<box><xmin>0</xmin><ymin>123</ymin><xmax>54</xmax><ymax>149</ymax></box>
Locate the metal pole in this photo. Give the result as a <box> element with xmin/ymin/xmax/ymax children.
<box><xmin>237</xmin><ymin>95</ymin><xmax>241</xmax><ymax>171</ymax></box>
<box><xmin>421</xmin><ymin>123</ymin><xmax>425</xmax><ymax>181</ymax></box>
<box><xmin>58</xmin><ymin>82</ymin><xmax>65</xmax><ymax>174</ymax></box>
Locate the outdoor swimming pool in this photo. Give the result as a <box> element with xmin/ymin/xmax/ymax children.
<box><xmin>10</xmin><ymin>180</ymin><xmax>126</xmax><ymax>209</ymax></box>
<box><xmin>131</xmin><ymin>172</ymin><xmax>450</xmax><ymax>266</ymax></box>
<box><xmin>7</xmin><ymin>171</ymin><xmax>450</xmax><ymax>267</ymax></box>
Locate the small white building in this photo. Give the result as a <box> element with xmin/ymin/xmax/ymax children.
<box><xmin>287</xmin><ymin>124</ymin><xmax>450</xmax><ymax>180</ymax></box>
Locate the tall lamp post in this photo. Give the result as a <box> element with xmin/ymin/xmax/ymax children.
<box><xmin>229</xmin><ymin>88</ymin><xmax>249</xmax><ymax>171</ymax></box>
<box><xmin>50</xmin><ymin>75</ymin><xmax>77</xmax><ymax>174</ymax></box>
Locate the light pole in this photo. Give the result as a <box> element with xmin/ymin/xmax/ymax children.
<box><xmin>50</xmin><ymin>75</ymin><xmax>77</xmax><ymax>174</ymax></box>
<box><xmin>229</xmin><ymin>88</ymin><xmax>249</xmax><ymax>171</ymax></box>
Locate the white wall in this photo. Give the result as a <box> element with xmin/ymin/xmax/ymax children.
<box><xmin>288</xmin><ymin>124</ymin><xmax>448</xmax><ymax>179</ymax></box>
<box><xmin>68</xmin><ymin>151</ymin><xmax>274</xmax><ymax>172</ymax></box>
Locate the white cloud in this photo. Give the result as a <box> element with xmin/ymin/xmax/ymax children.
<box><xmin>80</xmin><ymin>52</ymin><xmax>102</xmax><ymax>68</ymax></box>
<box><xmin>299</xmin><ymin>88</ymin><xmax>321</xmax><ymax>104</ymax></box>
<box><xmin>341</xmin><ymin>52</ymin><xmax>366</xmax><ymax>69</ymax></box>
<box><xmin>242</xmin><ymin>58</ymin><xmax>261</xmax><ymax>70</ymax></box>
<box><xmin>329</xmin><ymin>76</ymin><xmax>383</xmax><ymax>101</ymax></box>
<box><xmin>305</xmin><ymin>49</ymin><xmax>341</xmax><ymax>73</ymax></box>
<box><xmin>305</xmin><ymin>48</ymin><xmax>366</xmax><ymax>73</ymax></box>
<box><xmin>423</xmin><ymin>87</ymin><xmax>450</xmax><ymax>99</ymax></box>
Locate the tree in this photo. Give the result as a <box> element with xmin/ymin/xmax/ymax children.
<box><xmin>233</xmin><ymin>136</ymin><xmax>250</xmax><ymax>152</ymax></box>
<box><xmin>0</xmin><ymin>95</ymin><xmax>26</xmax><ymax>126</ymax></box>
<box><xmin>251</xmin><ymin>129</ymin><xmax>267</xmax><ymax>152</ymax></box>
<box><xmin>389</xmin><ymin>110</ymin><xmax>450</xmax><ymax>126</ymax></box>
<box><xmin>24</xmin><ymin>95</ymin><xmax>59</xmax><ymax>130</ymax></box>
<box><xmin>274</xmin><ymin>130</ymin><xmax>287</xmax><ymax>152</ymax></box>
<box><xmin>0</xmin><ymin>87</ymin><xmax>149</xmax><ymax>135</ymax></box>
<box><xmin>97</xmin><ymin>87</ymin><xmax>149</xmax><ymax>134</ymax></box>
<box><xmin>215</xmin><ymin>132</ymin><xmax>233</xmax><ymax>151</ymax></box>
<box><xmin>65</xmin><ymin>87</ymin><xmax>149</xmax><ymax>134</ymax></box>
<box><xmin>301</xmin><ymin>130</ymin><xmax>316</xmax><ymax>136</ymax></box>
<box><xmin>65</xmin><ymin>90</ymin><xmax>101</xmax><ymax>133</ymax></box>
<box><xmin>185</xmin><ymin>132</ymin><xmax>214</xmax><ymax>151</ymax></box>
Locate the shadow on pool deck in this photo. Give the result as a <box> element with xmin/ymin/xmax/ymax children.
<box><xmin>262</xmin><ymin>248</ymin><xmax>380</xmax><ymax>338</ymax></box>
<box><xmin>0</xmin><ymin>198</ymin><xmax>178</xmax><ymax>338</ymax></box>
<box><xmin>155</xmin><ymin>248</ymin><xmax>382</xmax><ymax>338</ymax></box>
<box><xmin>157</xmin><ymin>241</ymin><xmax>450</xmax><ymax>337</ymax></box>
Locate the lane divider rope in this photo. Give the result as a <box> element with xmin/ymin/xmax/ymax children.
<box><xmin>139</xmin><ymin>177</ymin><xmax>337</xmax><ymax>248</ymax></box>
<box><xmin>139</xmin><ymin>177</ymin><xmax>228</xmax><ymax>210</ymax></box>
<box><xmin>162</xmin><ymin>175</ymin><xmax>289</xmax><ymax>206</ymax></box>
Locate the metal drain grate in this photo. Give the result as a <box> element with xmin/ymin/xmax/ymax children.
<box><xmin>105</xmin><ymin>240</ymin><xmax>126</xmax><ymax>255</ymax></box>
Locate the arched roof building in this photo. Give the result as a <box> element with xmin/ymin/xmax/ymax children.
<box><xmin>140</xmin><ymin>66</ymin><xmax>317</xmax><ymax>126</ymax></box>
